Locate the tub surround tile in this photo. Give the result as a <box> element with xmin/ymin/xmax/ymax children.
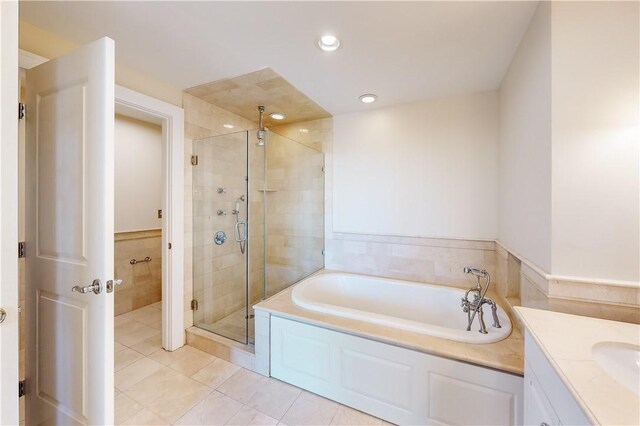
<box><xmin>515</xmin><ymin>307</ymin><xmax>640</xmax><ymax>426</ymax></box>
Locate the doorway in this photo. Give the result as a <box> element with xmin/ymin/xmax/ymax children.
<box><xmin>113</xmin><ymin>114</ymin><xmax>164</xmax><ymax>354</ymax></box>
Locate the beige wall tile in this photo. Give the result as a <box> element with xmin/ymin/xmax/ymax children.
<box><xmin>115</xmin><ymin>230</ymin><xmax>162</xmax><ymax>316</ymax></box>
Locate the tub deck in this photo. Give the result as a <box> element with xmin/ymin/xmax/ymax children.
<box><xmin>255</xmin><ymin>270</ymin><xmax>524</xmax><ymax>376</ymax></box>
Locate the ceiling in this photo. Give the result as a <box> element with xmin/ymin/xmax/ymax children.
<box><xmin>20</xmin><ymin>1</ymin><xmax>538</xmax><ymax>115</ymax></box>
<box><xmin>185</xmin><ymin>68</ymin><xmax>331</xmax><ymax>126</ymax></box>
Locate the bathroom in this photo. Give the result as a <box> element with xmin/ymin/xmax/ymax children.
<box><xmin>0</xmin><ymin>1</ymin><xmax>638</xmax><ymax>425</ymax></box>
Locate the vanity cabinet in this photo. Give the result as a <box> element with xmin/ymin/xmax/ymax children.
<box><xmin>523</xmin><ymin>330</ymin><xmax>591</xmax><ymax>426</ymax></box>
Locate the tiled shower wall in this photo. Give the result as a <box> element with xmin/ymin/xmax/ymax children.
<box><xmin>114</xmin><ymin>230</ymin><xmax>162</xmax><ymax>315</ymax></box>
<box><xmin>264</xmin><ymin>131</ymin><xmax>325</xmax><ymax>298</ymax></box>
<box><xmin>183</xmin><ymin>93</ymin><xmax>257</xmax><ymax>330</ymax></box>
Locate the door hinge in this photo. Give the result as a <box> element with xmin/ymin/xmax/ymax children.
<box><xmin>168</xmin><ymin>242</ymin><xmax>172</xmax><ymax>250</ymax></box>
<box><xmin>191</xmin><ymin>155</ymin><xmax>198</xmax><ymax>166</ymax></box>
<box><xmin>191</xmin><ymin>300</ymin><xmax>198</xmax><ymax>311</ymax></box>
<box><xmin>157</xmin><ymin>209</ymin><xmax>163</xmax><ymax>219</ymax></box>
<box><xmin>18</xmin><ymin>241</ymin><xmax>25</xmax><ymax>258</ymax></box>
<box><xmin>18</xmin><ymin>380</ymin><xmax>25</xmax><ymax>397</ymax></box>
<box><xmin>322</xmin><ymin>249</ymin><xmax>325</xmax><ymax>256</ymax></box>
<box><xmin>321</xmin><ymin>166</ymin><xmax>325</xmax><ymax>173</ymax></box>
<box><xmin>18</xmin><ymin>103</ymin><xmax>25</xmax><ymax>120</ymax></box>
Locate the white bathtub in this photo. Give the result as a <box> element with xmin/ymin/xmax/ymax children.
<box><xmin>291</xmin><ymin>272</ymin><xmax>512</xmax><ymax>344</ymax></box>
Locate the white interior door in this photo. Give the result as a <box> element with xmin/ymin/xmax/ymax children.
<box><xmin>0</xmin><ymin>1</ymin><xmax>20</xmax><ymax>424</ymax></box>
<box><xmin>25</xmin><ymin>37</ymin><xmax>115</xmax><ymax>425</ymax></box>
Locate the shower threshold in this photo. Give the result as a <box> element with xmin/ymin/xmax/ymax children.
<box><xmin>194</xmin><ymin>307</ymin><xmax>255</xmax><ymax>345</ymax></box>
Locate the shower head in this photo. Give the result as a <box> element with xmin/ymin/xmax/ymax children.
<box><xmin>256</xmin><ymin>129</ymin><xmax>266</xmax><ymax>146</ymax></box>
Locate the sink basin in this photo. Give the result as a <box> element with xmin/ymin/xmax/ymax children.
<box><xmin>592</xmin><ymin>342</ymin><xmax>640</xmax><ymax>395</ymax></box>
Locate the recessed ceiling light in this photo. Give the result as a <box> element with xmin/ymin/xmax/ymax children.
<box><xmin>318</xmin><ymin>34</ymin><xmax>340</xmax><ymax>51</ymax></box>
<box><xmin>299</xmin><ymin>128</ymin><xmax>309</xmax><ymax>133</ymax></box>
<box><xmin>270</xmin><ymin>113</ymin><xmax>286</xmax><ymax>120</ymax></box>
<box><xmin>223</xmin><ymin>124</ymin><xmax>234</xmax><ymax>129</ymax></box>
<box><xmin>359</xmin><ymin>94</ymin><xmax>377</xmax><ymax>104</ymax></box>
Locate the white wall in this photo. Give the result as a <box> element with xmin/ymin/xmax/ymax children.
<box><xmin>550</xmin><ymin>1</ymin><xmax>639</xmax><ymax>282</ymax></box>
<box><xmin>115</xmin><ymin>114</ymin><xmax>162</xmax><ymax>232</ymax></box>
<box><xmin>498</xmin><ymin>2</ymin><xmax>552</xmax><ymax>272</ymax></box>
<box><xmin>333</xmin><ymin>91</ymin><xmax>498</xmax><ymax>239</ymax></box>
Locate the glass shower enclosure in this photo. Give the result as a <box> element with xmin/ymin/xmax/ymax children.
<box><xmin>192</xmin><ymin>129</ymin><xmax>324</xmax><ymax>344</ymax></box>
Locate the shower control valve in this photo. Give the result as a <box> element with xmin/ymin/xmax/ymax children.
<box><xmin>214</xmin><ymin>231</ymin><xmax>226</xmax><ymax>245</ymax></box>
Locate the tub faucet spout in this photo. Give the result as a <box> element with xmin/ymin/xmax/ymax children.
<box><xmin>461</xmin><ymin>267</ymin><xmax>495</xmax><ymax>334</ymax></box>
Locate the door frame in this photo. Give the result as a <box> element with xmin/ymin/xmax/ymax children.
<box><xmin>114</xmin><ymin>85</ymin><xmax>184</xmax><ymax>351</ymax></box>
<box><xmin>0</xmin><ymin>1</ymin><xmax>20</xmax><ymax>424</ymax></box>
<box><xmin>18</xmin><ymin>49</ymin><xmax>185</xmax><ymax>351</ymax></box>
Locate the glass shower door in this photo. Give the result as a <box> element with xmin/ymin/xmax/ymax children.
<box><xmin>192</xmin><ymin>131</ymin><xmax>249</xmax><ymax>344</ymax></box>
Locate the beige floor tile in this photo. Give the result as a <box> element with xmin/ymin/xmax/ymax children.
<box><xmin>281</xmin><ymin>391</ymin><xmax>339</xmax><ymax>426</ymax></box>
<box><xmin>149</xmin><ymin>345</ymin><xmax>215</xmax><ymax>376</ymax></box>
<box><xmin>116</xmin><ymin>321</ymin><xmax>159</xmax><ymax>347</ymax></box>
<box><xmin>115</xmin><ymin>393</ymin><xmax>144</xmax><ymax>425</ymax></box>
<box><xmin>246</xmin><ymin>378</ymin><xmax>301</xmax><ymax>420</ymax></box>
<box><xmin>115</xmin><ymin>348</ymin><xmax>145</xmax><ymax>372</ymax></box>
<box><xmin>115</xmin><ymin>341</ymin><xmax>127</xmax><ymax>353</ymax></box>
<box><xmin>125</xmin><ymin>367</ymin><xmax>185</xmax><ymax>406</ymax></box>
<box><xmin>115</xmin><ymin>312</ymin><xmax>137</xmax><ymax>326</ymax></box>
<box><xmin>130</xmin><ymin>333</ymin><xmax>162</xmax><ymax>356</ymax></box>
<box><xmin>121</xmin><ymin>408</ymin><xmax>169</xmax><ymax>425</ymax></box>
<box><xmin>216</xmin><ymin>368</ymin><xmax>269</xmax><ymax>404</ymax></box>
<box><xmin>191</xmin><ymin>357</ymin><xmax>240</xmax><ymax>388</ymax></box>
<box><xmin>115</xmin><ymin>318</ymin><xmax>146</xmax><ymax>336</ymax></box>
<box><xmin>173</xmin><ymin>390</ymin><xmax>243</xmax><ymax>425</ymax></box>
<box><xmin>226</xmin><ymin>406</ymin><xmax>278</xmax><ymax>426</ymax></box>
<box><xmin>149</xmin><ymin>301</ymin><xmax>162</xmax><ymax>310</ymax></box>
<box><xmin>126</xmin><ymin>366</ymin><xmax>212</xmax><ymax>423</ymax></box>
<box><xmin>132</xmin><ymin>306</ymin><xmax>162</xmax><ymax>329</ymax></box>
<box><xmin>115</xmin><ymin>357</ymin><xmax>163</xmax><ymax>391</ymax></box>
<box><xmin>330</xmin><ymin>405</ymin><xmax>384</xmax><ymax>425</ymax></box>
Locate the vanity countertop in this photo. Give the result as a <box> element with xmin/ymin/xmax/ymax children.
<box><xmin>515</xmin><ymin>306</ymin><xmax>640</xmax><ymax>426</ymax></box>
<box><xmin>255</xmin><ymin>270</ymin><xmax>524</xmax><ymax>376</ymax></box>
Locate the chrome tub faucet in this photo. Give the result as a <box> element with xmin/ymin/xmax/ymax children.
<box><xmin>461</xmin><ymin>267</ymin><xmax>501</xmax><ymax>334</ymax></box>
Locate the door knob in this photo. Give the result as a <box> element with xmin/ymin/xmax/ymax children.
<box><xmin>72</xmin><ymin>279</ymin><xmax>102</xmax><ymax>294</ymax></box>
<box><xmin>106</xmin><ymin>278</ymin><xmax>123</xmax><ymax>293</ymax></box>
<box><xmin>0</xmin><ymin>308</ymin><xmax>6</xmax><ymax>324</ymax></box>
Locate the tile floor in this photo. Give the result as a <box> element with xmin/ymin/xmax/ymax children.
<box><xmin>116</xmin><ymin>305</ymin><xmax>390</xmax><ymax>425</ymax></box>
